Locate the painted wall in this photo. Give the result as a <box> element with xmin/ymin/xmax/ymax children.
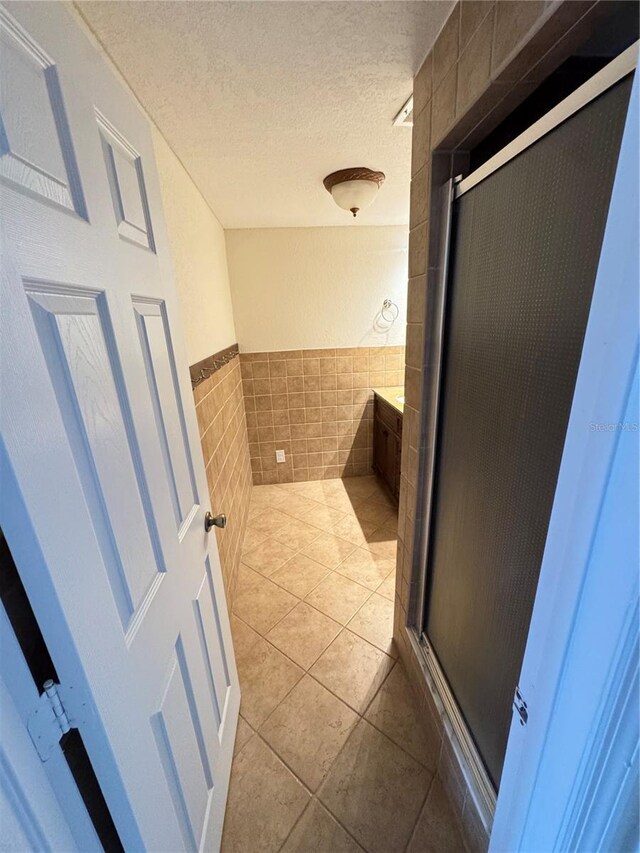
<box><xmin>225</xmin><ymin>226</ymin><xmax>408</xmax><ymax>352</ymax></box>
<box><xmin>152</xmin><ymin>128</ymin><xmax>237</xmax><ymax>365</ymax></box>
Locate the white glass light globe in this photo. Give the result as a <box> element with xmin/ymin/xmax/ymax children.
<box><xmin>331</xmin><ymin>179</ymin><xmax>379</xmax><ymax>216</ymax></box>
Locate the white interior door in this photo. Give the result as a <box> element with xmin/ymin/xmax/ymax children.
<box><xmin>0</xmin><ymin>2</ymin><xmax>239</xmax><ymax>850</ymax></box>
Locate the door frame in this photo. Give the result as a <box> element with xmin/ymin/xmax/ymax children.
<box><xmin>0</xmin><ymin>592</ymin><xmax>103</xmax><ymax>852</ymax></box>
<box><xmin>406</xmin><ymin>42</ymin><xmax>639</xmax><ymax>842</ymax></box>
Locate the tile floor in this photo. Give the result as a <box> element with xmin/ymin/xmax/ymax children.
<box><xmin>222</xmin><ymin>476</ymin><xmax>465</xmax><ymax>853</ymax></box>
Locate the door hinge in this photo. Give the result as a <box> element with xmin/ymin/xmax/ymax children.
<box><xmin>27</xmin><ymin>679</ymin><xmax>91</xmax><ymax>761</ymax></box>
<box><xmin>513</xmin><ymin>685</ymin><xmax>528</xmax><ymax>727</ymax></box>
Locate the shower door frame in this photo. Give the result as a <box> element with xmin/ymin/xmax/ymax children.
<box><xmin>407</xmin><ymin>42</ymin><xmax>639</xmax><ymax>837</ymax></box>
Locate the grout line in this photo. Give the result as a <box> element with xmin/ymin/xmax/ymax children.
<box><xmin>229</xmin><ymin>482</ymin><xmax>434</xmax><ymax>853</ymax></box>
<box><xmin>234</xmin><ymin>590</ymin><xmax>406</xmax><ymax>742</ymax></box>
<box><xmin>305</xmin><ymin>712</ymin><xmax>433</xmax><ymax>853</ymax></box>
<box><xmin>238</xmin><ymin>489</ymin><xmax>398</xmax><ymax>652</ymax></box>
<box><xmin>235</xmin><ymin>598</ymin><xmax>393</xmax><ymax>719</ymax></box>
<box><xmin>234</xmin><ymin>492</ymin><xmax>397</xmax><ymax>656</ymax></box>
<box><xmin>403</xmin><ymin>774</ymin><xmax>436</xmax><ymax>853</ymax></box>
<box><xmin>241</xmin><ymin>537</ymin><xmax>378</xmax><ymax>632</ymax></box>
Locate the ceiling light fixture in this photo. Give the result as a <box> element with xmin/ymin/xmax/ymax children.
<box><xmin>323</xmin><ymin>167</ymin><xmax>385</xmax><ymax>218</ymax></box>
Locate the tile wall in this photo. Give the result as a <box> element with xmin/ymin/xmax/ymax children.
<box><xmin>241</xmin><ymin>346</ymin><xmax>405</xmax><ymax>484</ymax></box>
<box><xmin>396</xmin><ymin>2</ymin><xmax>618</xmax><ymax>850</ymax></box>
<box><xmin>193</xmin><ymin>356</ymin><xmax>253</xmax><ymax>612</ymax></box>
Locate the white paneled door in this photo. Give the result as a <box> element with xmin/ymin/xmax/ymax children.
<box><xmin>0</xmin><ymin>3</ymin><xmax>239</xmax><ymax>850</ymax></box>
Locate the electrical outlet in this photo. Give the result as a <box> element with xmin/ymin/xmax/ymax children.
<box><xmin>275</xmin><ymin>449</ymin><xmax>286</xmax><ymax>463</ymax></box>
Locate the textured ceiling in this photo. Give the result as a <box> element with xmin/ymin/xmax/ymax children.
<box><xmin>76</xmin><ymin>1</ymin><xmax>453</xmax><ymax>228</ymax></box>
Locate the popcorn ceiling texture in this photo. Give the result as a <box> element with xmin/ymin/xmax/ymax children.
<box><xmin>241</xmin><ymin>346</ymin><xmax>405</xmax><ymax>484</ymax></box>
<box><xmin>75</xmin><ymin>1</ymin><xmax>454</xmax><ymax>228</ymax></box>
<box><xmin>396</xmin><ymin>2</ymin><xmax>622</xmax><ymax>850</ymax></box>
<box><xmin>193</xmin><ymin>358</ymin><xmax>252</xmax><ymax>613</ymax></box>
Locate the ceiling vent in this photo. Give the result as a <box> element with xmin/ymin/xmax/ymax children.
<box><xmin>393</xmin><ymin>94</ymin><xmax>413</xmax><ymax>127</ymax></box>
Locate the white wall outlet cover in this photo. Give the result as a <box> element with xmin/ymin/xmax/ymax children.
<box><xmin>275</xmin><ymin>449</ymin><xmax>286</xmax><ymax>463</ymax></box>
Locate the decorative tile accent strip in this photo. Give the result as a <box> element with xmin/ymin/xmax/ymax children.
<box><xmin>190</xmin><ymin>343</ymin><xmax>239</xmax><ymax>388</ymax></box>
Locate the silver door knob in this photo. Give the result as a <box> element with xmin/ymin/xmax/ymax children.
<box><xmin>204</xmin><ymin>512</ymin><xmax>226</xmax><ymax>532</ymax></box>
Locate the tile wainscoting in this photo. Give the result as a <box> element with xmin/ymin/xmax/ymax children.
<box><xmin>193</xmin><ymin>352</ymin><xmax>253</xmax><ymax>612</ymax></box>
<box><xmin>240</xmin><ymin>346</ymin><xmax>405</xmax><ymax>485</ymax></box>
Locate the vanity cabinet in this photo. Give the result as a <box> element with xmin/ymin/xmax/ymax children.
<box><xmin>372</xmin><ymin>394</ymin><xmax>402</xmax><ymax>501</ymax></box>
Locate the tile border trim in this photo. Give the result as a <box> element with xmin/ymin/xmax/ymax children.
<box><xmin>190</xmin><ymin>343</ymin><xmax>239</xmax><ymax>387</ymax></box>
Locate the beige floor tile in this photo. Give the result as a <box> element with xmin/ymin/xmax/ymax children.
<box><xmin>330</xmin><ymin>515</ymin><xmax>379</xmax><ymax>546</ymax></box>
<box><xmin>221</xmin><ymin>735</ymin><xmax>310</xmax><ymax>853</ymax></box>
<box><xmin>235</xmin><ymin>563</ymin><xmax>263</xmax><ymax>595</ymax></box>
<box><xmin>252</xmin><ymin>484</ymin><xmax>290</xmax><ymax>505</ymax></box>
<box><xmin>270</xmin><ymin>553</ymin><xmax>330</xmax><ymax>598</ymax></box>
<box><xmin>348</xmin><ymin>593</ymin><xmax>396</xmax><ymax>656</ymax></box>
<box><xmin>247</xmin><ymin>505</ymin><xmax>269</xmax><ymax>523</ymax></box>
<box><xmin>365</xmin><ymin>663</ymin><xmax>438</xmax><ymax>771</ymax></box>
<box><xmin>230</xmin><ymin>615</ymin><xmax>261</xmax><ymax>662</ymax></box>
<box><xmin>281</xmin><ymin>797</ymin><xmax>364</xmax><ymax>853</ymax></box>
<box><xmin>233</xmin><ymin>574</ymin><xmax>298</xmax><ymax>636</ymax></box>
<box><xmin>350</xmin><ymin>498</ymin><xmax>396</xmax><ymax>527</ymax></box>
<box><xmin>316</xmin><ymin>479</ymin><xmax>349</xmax><ymax>497</ymax></box>
<box><xmin>260</xmin><ymin>675</ymin><xmax>358</xmax><ymax>791</ymax></box>
<box><xmin>241</xmin><ymin>526</ymin><xmax>270</xmax><ymax>554</ymax></box>
<box><xmin>242</xmin><ymin>537</ymin><xmax>298</xmax><ymax>577</ymax></box>
<box><xmin>251</xmin><ymin>492</ymin><xmax>290</xmax><ymax>513</ymax></box>
<box><xmin>280</xmin><ymin>494</ymin><xmax>325</xmax><ymax>520</ymax></box>
<box><xmin>362</xmin><ymin>528</ymin><xmax>398</xmax><ymax>560</ymax></box>
<box><xmin>407</xmin><ymin>779</ymin><xmax>465</xmax><ymax>853</ymax></box>
<box><xmin>318</xmin><ymin>720</ymin><xmax>431</xmax><ymax>853</ymax></box>
<box><xmin>319</xmin><ymin>492</ymin><xmax>360</xmax><ymax>514</ymax></box>
<box><xmin>342</xmin><ymin>476</ymin><xmax>381</xmax><ymax>500</ymax></box>
<box><xmin>376</xmin><ymin>570</ymin><xmax>396</xmax><ymax>601</ymax></box>
<box><xmin>236</xmin><ymin>637</ymin><xmax>303</xmax><ymax>728</ymax></box>
<box><xmin>302</xmin><ymin>533</ymin><xmax>357</xmax><ymax>569</ymax></box>
<box><xmin>247</xmin><ymin>508</ymin><xmax>292</xmax><ymax>536</ymax></box>
<box><xmin>233</xmin><ymin>716</ymin><xmax>254</xmax><ymax>756</ymax></box>
<box><xmin>336</xmin><ymin>548</ymin><xmax>395</xmax><ymax>591</ymax></box>
<box><xmin>281</xmin><ymin>800</ymin><xmax>364</xmax><ymax>853</ymax></box>
<box><xmin>252</xmin><ymin>484</ymin><xmax>285</xmax><ymax>501</ymax></box>
<box><xmin>364</xmin><ymin>481</ymin><xmax>396</xmax><ymax>504</ymax></box>
<box><xmin>301</xmin><ymin>503</ymin><xmax>348</xmax><ymax>530</ymax></box>
<box><xmin>310</xmin><ymin>630</ymin><xmax>394</xmax><ymax>713</ymax></box>
<box><xmin>271</xmin><ymin>517</ymin><xmax>323</xmax><ymax>550</ymax></box>
<box><xmin>305</xmin><ymin>572</ymin><xmax>371</xmax><ymax>625</ymax></box>
<box><xmin>266</xmin><ymin>602</ymin><xmax>341</xmax><ymax>669</ymax></box>
<box><xmin>289</xmin><ymin>482</ymin><xmax>327</xmax><ymax>502</ymax></box>
<box><xmin>381</xmin><ymin>513</ymin><xmax>399</xmax><ymax>533</ymax></box>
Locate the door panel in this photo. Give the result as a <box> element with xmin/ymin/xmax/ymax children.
<box><xmin>0</xmin><ymin>3</ymin><xmax>239</xmax><ymax>849</ymax></box>
<box><xmin>133</xmin><ymin>297</ymin><xmax>199</xmax><ymax>533</ymax></box>
<box><xmin>0</xmin><ymin>11</ymin><xmax>85</xmax><ymax>217</ymax></box>
<box><xmin>96</xmin><ymin>110</ymin><xmax>155</xmax><ymax>250</ymax></box>
<box><xmin>153</xmin><ymin>645</ymin><xmax>212</xmax><ymax>850</ymax></box>
<box><xmin>26</xmin><ymin>284</ymin><xmax>166</xmax><ymax>625</ymax></box>
<box><xmin>194</xmin><ymin>558</ymin><xmax>233</xmax><ymax>732</ymax></box>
